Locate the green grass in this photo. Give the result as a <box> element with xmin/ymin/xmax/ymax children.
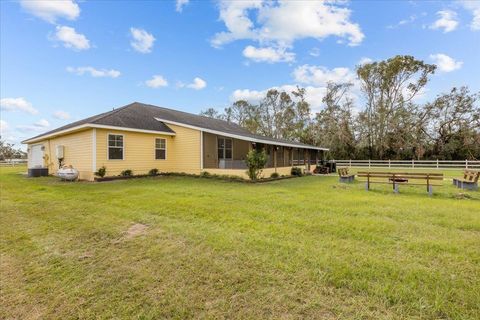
<box><xmin>1</xmin><ymin>166</ymin><xmax>479</xmax><ymax>319</ymax></box>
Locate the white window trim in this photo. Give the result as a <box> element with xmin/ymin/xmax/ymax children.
<box><xmin>154</xmin><ymin>137</ymin><xmax>167</xmax><ymax>160</ymax></box>
<box><xmin>107</xmin><ymin>133</ymin><xmax>125</xmax><ymax>160</ymax></box>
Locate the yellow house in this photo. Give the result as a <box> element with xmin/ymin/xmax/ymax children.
<box><xmin>22</xmin><ymin>102</ymin><xmax>328</xmax><ymax>181</ymax></box>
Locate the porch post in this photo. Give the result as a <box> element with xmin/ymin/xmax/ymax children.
<box><xmin>306</xmin><ymin>149</ymin><xmax>310</xmax><ymax>171</ymax></box>
<box><xmin>274</xmin><ymin>146</ymin><xmax>277</xmax><ymax>173</ymax></box>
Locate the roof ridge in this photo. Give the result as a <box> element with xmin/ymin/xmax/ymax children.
<box><xmin>90</xmin><ymin>102</ymin><xmax>137</xmax><ymax>124</ymax></box>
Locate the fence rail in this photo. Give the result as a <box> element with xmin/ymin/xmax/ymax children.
<box><xmin>334</xmin><ymin>159</ymin><xmax>480</xmax><ymax>170</ymax></box>
<box><xmin>0</xmin><ymin>159</ymin><xmax>27</xmax><ymax>167</ymax></box>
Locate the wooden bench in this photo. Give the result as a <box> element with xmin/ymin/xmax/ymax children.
<box><xmin>338</xmin><ymin>167</ymin><xmax>355</xmax><ymax>183</ymax></box>
<box><xmin>357</xmin><ymin>172</ymin><xmax>443</xmax><ymax>196</ymax></box>
<box><xmin>453</xmin><ymin>170</ymin><xmax>479</xmax><ymax>191</ymax></box>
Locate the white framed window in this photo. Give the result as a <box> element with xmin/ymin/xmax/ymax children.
<box><xmin>155</xmin><ymin>138</ymin><xmax>166</xmax><ymax>160</ymax></box>
<box><xmin>217</xmin><ymin>137</ymin><xmax>233</xmax><ymax>160</ymax></box>
<box><xmin>108</xmin><ymin>134</ymin><xmax>124</xmax><ymax>160</ymax></box>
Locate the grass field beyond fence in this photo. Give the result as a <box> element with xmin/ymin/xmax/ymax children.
<box><xmin>1</xmin><ymin>166</ymin><xmax>479</xmax><ymax>319</ymax></box>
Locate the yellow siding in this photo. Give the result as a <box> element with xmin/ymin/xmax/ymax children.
<box><xmin>29</xmin><ymin>129</ymin><xmax>94</xmax><ymax>180</ymax></box>
<box><xmin>95</xmin><ymin>124</ymin><xmax>201</xmax><ymax>177</ymax></box>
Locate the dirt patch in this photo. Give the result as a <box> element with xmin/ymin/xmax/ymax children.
<box><xmin>454</xmin><ymin>193</ymin><xmax>472</xmax><ymax>200</ymax></box>
<box><xmin>332</xmin><ymin>184</ymin><xmax>348</xmax><ymax>189</ymax></box>
<box><xmin>124</xmin><ymin>223</ymin><xmax>149</xmax><ymax>239</ymax></box>
<box><xmin>78</xmin><ymin>252</ymin><xmax>93</xmax><ymax>260</ymax></box>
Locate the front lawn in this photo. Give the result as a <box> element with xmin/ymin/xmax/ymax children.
<box><xmin>1</xmin><ymin>166</ymin><xmax>479</xmax><ymax>319</ymax></box>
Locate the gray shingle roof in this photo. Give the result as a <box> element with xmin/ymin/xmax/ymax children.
<box><xmin>23</xmin><ymin>102</ymin><xmax>327</xmax><ymax>150</ymax></box>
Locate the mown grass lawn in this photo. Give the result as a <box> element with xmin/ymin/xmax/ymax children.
<box><xmin>1</xmin><ymin>166</ymin><xmax>479</xmax><ymax>319</ymax></box>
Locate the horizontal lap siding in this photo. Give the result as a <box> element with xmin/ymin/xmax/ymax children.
<box><xmin>30</xmin><ymin>129</ymin><xmax>93</xmax><ymax>180</ymax></box>
<box><xmin>95</xmin><ymin>125</ymin><xmax>201</xmax><ymax>177</ymax></box>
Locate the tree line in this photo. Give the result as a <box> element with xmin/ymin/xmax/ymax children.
<box><xmin>201</xmin><ymin>55</ymin><xmax>480</xmax><ymax>160</ymax></box>
<box><xmin>0</xmin><ymin>139</ymin><xmax>27</xmax><ymax>160</ymax></box>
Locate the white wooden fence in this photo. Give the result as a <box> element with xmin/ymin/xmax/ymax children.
<box><xmin>0</xmin><ymin>159</ymin><xmax>27</xmax><ymax>167</ymax></box>
<box><xmin>334</xmin><ymin>159</ymin><xmax>480</xmax><ymax>170</ymax></box>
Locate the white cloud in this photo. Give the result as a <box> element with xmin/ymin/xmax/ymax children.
<box><xmin>17</xmin><ymin>119</ymin><xmax>51</xmax><ymax>133</ymax></box>
<box><xmin>309</xmin><ymin>47</ymin><xmax>320</xmax><ymax>57</ymax></box>
<box><xmin>178</xmin><ymin>77</ymin><xmax>208</xmax><ymax>90</ymax></box>
<box><xmin>0</xmin><ymin>120</ymin><xmax>9</xmax><ymax>134</ymax></box>
<box><xmin>429</xmin><ymin>53</ymin><xmax>463</xmax><ymax>72</ymax></box>
<box><xmin>231</xmin><ymin>89</ymin><xmax>266</xmax><ymax>103</ymax></box>
<box><xmin>1</xmin><ymin>97</ymin><xmax>38</xmax><ymax>114</ymax></box>
<box><xmin>35</xmin><ymin>119</ymin><xmax>50</xmax><ymax>128</ymax></box>
<box><xmin>130</xmin><ymin>28</ymin><xmax>155</xmax><ymax>53</ymax></box>
<box><xmin>53</xmin><ymin>26</ymin><xmax>90</xmax><ymax>50</ymax></box>
<box><xmin>358</xmin><ymin>57</ymin><xmax>373</xmax><ymax>65</ymax></box>
<box><xmin>212</xmin><ymin>0</ymin><xmax>364</xmax><ymax>48</ymax></box>
<box><xmin>20</xmin><ymin>0</ymin><xmax>80</xmax><ymax>23</ymax></box>
<box><xmin>66</xmin><ymin>66</ymin><xmax>121</xmax><ymax>78</ymax></box>
<box><xmin>293</xmin><ymin>64</ymin><xmax>357</xmax><ymax>87</ymax></box>
<box><xmin>242</xmin><ymin>45</ymin><xmax>295</xmax><ymax>63</ymax></box>
<box><xmin>387</xmin><ymin>14</ymin><xmax>421</xmax><ymax>29</ymax></box>
<box><xmin>460</xmin><ymin>0</ymin><xmax>480</xmax><ymax>30</ymax></box>
<box><xmin>176</xmin><ymin>0</ymin><xmax>189</xmax><ymax>12</ymax></box>
<box><xmin>53</xmin><ymin>110</ymin><xmax>71</xmax><ymax>120</ymax></box>
<box><xmin>231</xmin><ymin>63</ymin><xmax>361</xmax><ymax>112</ymax></box>
<box><xmin>145</xmin><ymin>75</ymin><xmax>168</xmax><ymax>88</ymax></box>
<box><xmin>187</xmin><ymin>77</ymin><xmax>207</xmax><ymax>90</ymax></box>
<box><xmin>430</xmin><ymin>10</ymin><xmax>458</xmax><ymax>33</ymax></box>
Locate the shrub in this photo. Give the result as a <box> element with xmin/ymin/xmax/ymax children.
<box><xmin>291</xmin><ymin>167</ymin><xmax>303</xmax><ymax>176</ymax></box>
<box><xmin>95</xmin><ymin>166</ymin><xmax>106</xmax><ymax>178</ymax></box>
<box><xmin>200</xmin><ymin>171</ymin><xmax>211</xmax><ymax>177</ymax></box>
<box><xmin>148</xmin><ymin>168</ymin><xmax>159</xmax><ymax>176</ymax></box>
<box><xmin>270</xmin><ymin>172</ymin><xmax>279</xmax><ymax>179</ymax></box>
<box><xmin>120</xmin><ymin>169</ymin><xmax>133</xmax><ymax>177</ymax></box>
<box><xmin>245</xmin><ymin>149</ymin><xmax>267</xmax><ymax>180</ymax></box>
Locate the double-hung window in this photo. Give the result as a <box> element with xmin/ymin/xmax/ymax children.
<box><xmin>218</xmin><ymin>137</ymin><xmax>232</xmax><ymax>160</ymax></box>
<box><xmin>155</xmin><ymin>138</ymin><xmax>166</xmax><ymax>160</ymax></box>
<box><xmin>108</xmin><ymin>134</ymin><xmax>124</xmax><ymax>160</ymax></box>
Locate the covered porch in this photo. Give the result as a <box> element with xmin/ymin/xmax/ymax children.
<box><xmin>202</xmin><ymin>132</ymin><xmax>325</xmax><ymax>176</ymax></box>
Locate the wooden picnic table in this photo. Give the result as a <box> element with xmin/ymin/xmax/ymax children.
<box><xmin>357</xmin><ymin>172</ymin><xmax>444</xmax><ymax>196</ymax></box>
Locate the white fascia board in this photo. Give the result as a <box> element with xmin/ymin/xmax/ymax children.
<box><xmin>22</xmin><ymin>123</ymin><xmax>176</xmax><ymax>144</ymax></box>
<box><xmin>154</xmin><ymin>117</ymin><xmax>329</xmax><ymax>151</ymax></box>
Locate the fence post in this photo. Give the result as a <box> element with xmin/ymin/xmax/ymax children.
<box><xmin>466</xmin><ymin>159</ymin><xmax>468</xmax><ymax>169</ymax></box>
<box><xmin>368</xmin><ymin>159</ymin><xmax>371</xmax><ymax>169</ymax></box>
<box><xmin>388</xmin><ymin>159</ymin><xmax>391</xmax><ymax>168</ymax></box>
<box><xmin>412</xmin><ymin>159</ymin><xmax>415</xmax><ymax>169</ymax></box>
<box><xmin>349</xmin><ymin>159</ymin><xmax>352</xmax><ymax>168</ymax></box>
<box><xmin>436</xmin><ymin>159</ymin><xmax>439</xmax><ymax>169</ymax></box>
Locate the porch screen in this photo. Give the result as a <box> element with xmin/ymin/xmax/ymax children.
<box><xmin>218</xmin><ymin>138</ymin><xmax>232</xmax><ymax>159</ymax></box>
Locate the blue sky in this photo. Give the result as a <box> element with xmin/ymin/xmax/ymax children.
<box><xmin>1</xmin><ymin>0</ymin><xmax>479</xmax><ymax>147</ymax></box>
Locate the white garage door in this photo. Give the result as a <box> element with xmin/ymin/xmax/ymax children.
<box><xmin>30</xmin><ymin>145</ymin><xmax>44</xmax><ymax>168</ymax></box>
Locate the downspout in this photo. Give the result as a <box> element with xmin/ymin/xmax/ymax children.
<box><xmin>92</xmin><ymin>128</ymin><xmax>97</xmax><ymax>175</ymax></box>
<box><xmin>200</xmin><ymin>130</ymin><xmax>204</xmax><ymax>171</ymax></box>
